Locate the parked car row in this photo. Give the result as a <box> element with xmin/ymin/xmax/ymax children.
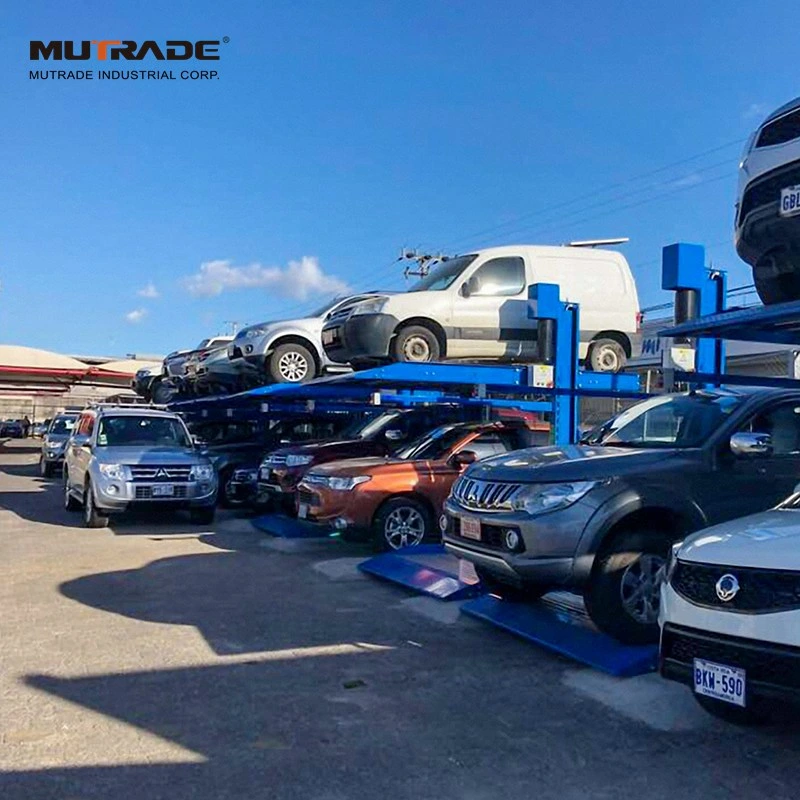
<box><xmin>131</xmin><ymin>242</ymin><xmax>643</xmax><ymax>405</ymax></box>
<box><xmin>33</xmin><ymin>383</ymin><xmax>800</xmax><ymax>726</ymax></box>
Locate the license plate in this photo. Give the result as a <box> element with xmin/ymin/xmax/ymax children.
<box><xmin>693</xmin><ymin>658</ymin><xmax>746</xmax><ymax>707</ymax></box>
<box><xmin>460</xmin><ymin>515</ymin><xmax>481</xmax><ymax>540</ymax></box>
<box><xmin>298</xmin><ymin>503</ymin><xmax>309</xmax><ymax>519</ymax></box>
<box><xmin>322</xmin><ymin>328</ymin><xmax>336</xmax><ymax>345</ymax></box>
<box><xmin>780</xmin><ymin>185</ymin><xmax>800</xmax><ymax>217</ymax></box>
<box><xmin>152</xmin><ymin>484</ymin><xmax>175</xmax><ymax>497</ymax></box>
<box><xmin>259</xmin><ymin>467</ymin><xmax>272</xmax><ymax>481</ymax></box>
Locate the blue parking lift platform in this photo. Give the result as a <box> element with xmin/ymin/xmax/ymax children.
<box><xmin>251</xmin><ymin>512</ymin><xmax>332</xmax><ymax>539</ymax></box>
<box><xmin>359</xmin><ymin>544</ymin><xmax>484</xmax><ymax>601</ymax></box>
<box><xmin>461</xmin><ymin>593</ymin><xmax>658</xmax><ymax>677</ymax></box>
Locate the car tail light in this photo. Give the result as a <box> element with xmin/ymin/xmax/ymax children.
<box><xmin>636</xmin><ymin>311</ymin><xmax>643</xmax><ymax>332</ymax></box>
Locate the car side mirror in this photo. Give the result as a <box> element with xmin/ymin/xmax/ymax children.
<box><xmin>70</xmin><ymin>434</ymin><xmax>89</xmax><ymax>447</ymax></box>
<box><xmin>730</xmin><ymin>432</ymin><xmax>772</xmax><ymax>457</ymax></box>
<box><xmin>451</xmin><ymin>450</ymin><xmax>478</xmax><ymax>469</ymax></box>
<box><xmin>192</xmin><ymin>436</ymin><xmax>207</xmax><ymax>448</ymax></box>
<box><xmin>384</xmin><ymin>429</ymin><xmax>405</xmax><ymax>442</ymax></box>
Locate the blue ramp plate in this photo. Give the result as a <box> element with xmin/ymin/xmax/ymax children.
<box><xmin>251</xmin><ymin>513</ymin><xmax>332</xmax><ymax>539</ymax></box>
<box><xmin>461</xmin><ymin>593</ymin><xmax>657</xmax><ymax>677</ymax></box>
<box><xmin>359</xmin><ymin>544</ymin><xmax>484</xmax><ymax>601</ymax></box>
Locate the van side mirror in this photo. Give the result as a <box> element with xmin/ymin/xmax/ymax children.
<box><xmin>730</xmin><ymin>432</ymin><xmax>772</xmax><ymax>457</ymax></box>
<box><xmin>461</xmin><ymin>275</ymin><xmax>481</xmax><ymax>298</ymax></box>
<box><xmin>451</xmin><ymin>450</ymin><xmax>478</xmax><ymax>469</ymax></box>
<box><xmin>460</xmin><ymin>281</ymin><xmax>471</xmax><ymax>298</ymax></box>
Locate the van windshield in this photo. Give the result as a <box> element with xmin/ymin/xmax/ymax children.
<box><xmin>409</xmin><ymin>255</ymin><xmax>477</xmax><ymax>292</ymax></box>
<box><xmin>584</xmin><ymin>392</ymin><xmax>744</xmax><ymax>449</ymax></box>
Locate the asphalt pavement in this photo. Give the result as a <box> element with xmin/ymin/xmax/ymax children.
<box><xmin>2</xmin><ymin>439</ymin><xmax>800</xmax><ymax>799</ymax></box>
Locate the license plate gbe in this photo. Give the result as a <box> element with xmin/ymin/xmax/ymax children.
<box><xmin>780</xmin><ymin>185</ymin><xmax>800</xmax><ymax>217</ymax></box>
<box><xmin>693</xmin><ymin>658</ymin><xmax>746</xmax><ymax>707</ymax></box>
<box><xmin>460</xmin><ymin>515</ymin><xmax>481</xmax><ymax>540</ymax></box>
<box><xmin>152</xmin><ymin>484</ymin><xmax>175</xmax><ymax>497</ymax></box>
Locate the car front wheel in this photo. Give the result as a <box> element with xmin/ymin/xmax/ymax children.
<box><xmin>268</xmin><ymin>343</ymin><xmax>316</xmax><ymax>384</ymax></box>
<box><xmin>83</xmin><ymin>481</ymin><xmax>109</xmax><ymax>528</ymax></box>
<box><xmin>584</xmin><ymin>527</ymin><xmax>671</xmax><ymax>644</ymax></box>
<box><xmin>373</xmin><ymin>497</ymin><xmax>432</xmax><ymax>551</ymax></box>
<box><xmin>64</xmin><ymin>470</ymin><xmax>81</xmax><ymax>511</ymax></box>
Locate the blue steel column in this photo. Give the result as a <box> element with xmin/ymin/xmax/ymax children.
<box><xmin>529</xmin><ymin>283</ymin><xmax>580</xmax><ymax>445</ymax></box>
<box><xmin>662</xmin><ymin>243</ymin><xmax>726</xmax><ymax>383</ymax></box>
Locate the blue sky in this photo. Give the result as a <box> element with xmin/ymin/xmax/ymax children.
<box><xmin>2</xmin><ymin>1</ymin><xmax>798</xmax><ymax>357</ymax></box>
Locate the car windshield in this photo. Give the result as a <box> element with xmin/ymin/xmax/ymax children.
<box><xmin>584</xmin><ymin>392</ymin><xmax>745</xmax><ymax>449</ymax></box>
<box><xmin>338</xmin><ymin>411</ymin><xmax>399</xmax><ymax>440</ymax></box>
<box><xmin>49</xmin><ymin>417</ymin><xmax>77</xmax><ymax>435</ymax></box>
<box><xmin>397</xmin><ymin>425</ymin><xmax>467</xmax><ymax>461</ymax></box>
<box><xmin>408</xmin><ymin>255</ymin><xmax>477</xmax><ymax>292</ymax></box>
<box><xmin>97</xmin><ymin>416</ymin><xmax>192</xmax><ymax>448</ymax></box>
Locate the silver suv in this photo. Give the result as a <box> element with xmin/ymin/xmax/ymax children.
<box><xmin>39</xmin><ymin>412</ymin><xmax>79</xmax><ymax>478</ymax></box>
<box><xmin>63</xmin><ymin>406</ymin><xmax>217</xmax><ymax>528</ymax></box>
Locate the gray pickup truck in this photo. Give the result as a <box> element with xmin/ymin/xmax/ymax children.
<box><xmin>63</xmin><ymin>406</ymin><xmax>218</xmax><ymax>528</ymax></box>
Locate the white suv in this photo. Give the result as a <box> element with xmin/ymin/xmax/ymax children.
<box><xmin>736</xmin><ymin>96</ymin><xmax>800</xmax><ymax>304</ymax></box>
<box><xmin>660</xmin><ymin>493</ymin><xmax>800</xmax><ymax>724</ymax></box>
<box><xmin>322</xmin><ymin>244</ymin><xmax>641</xmax><ymax>373</ymax></box>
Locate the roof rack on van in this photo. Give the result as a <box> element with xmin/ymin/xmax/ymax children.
<box><xmin>563</xmin><ymin>238</ymin><xmax>630</xmax><ymax>248</ymax></box>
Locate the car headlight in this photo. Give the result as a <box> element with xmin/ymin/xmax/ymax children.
<box><xmin>286</xmin><ymin>454</ymin><xmax>314</xmax><ymax>467</ymax></box>
<box><xmin>511</xmin><ymin>481</ymin><xmax>597</xmax><ymax>516</ymax></box>
<box><xmin>328</xmin><ymin>475</ymin><xmax>371</xmax><ymax>491</ymax></box>
<box><xmin>190</xmin><ymin>464</ymin><xmax>215</xmax><ymax>481</ymax></box>
<box><xmin>243</xmin><ymin>327</ymin><xmax>267</xmax><ymax>339</ymax></box>
<box><xmin>350</xmin><ymin>298</ymin><xmax>388</xmax><ymax>316</ymax></box>
<box><xmin>98</xmin><ymin>463</ymin><xmax>132</xmax><ymax>481</ymax></box>
<box><xmin>666</xmin><ymin>541</ymin><xmax>683</xmax><ymax>583</ymax></box>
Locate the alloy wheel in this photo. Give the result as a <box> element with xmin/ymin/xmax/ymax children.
<box><xmin>278</xmin><ymin>351</ymin><xmax>309</xmax><ymax>382</ymax></box>
<box><xmin>384</xmin><ymin>506</ymin><xmax>426</xmax><ymax>549</ymax></box>
<box><xmin>619</xmin><ymin>554</ymin><xmax>666</xmax><ymax>624</ymax></box>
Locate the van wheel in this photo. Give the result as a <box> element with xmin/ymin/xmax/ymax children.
<box><xmin>268</xmin><ymin>343</ymin><xmax>315</xmax><ymax>384</ymax></box>
<box><xmin>475</xmin><ymin>567</ymin><xmax>548</xmax><ymax>602</ymax></box>
<box><xmin>588</xmin><ymin>338</ymin><xmax>627</xmax><ymax>372</ymax></box>
<box><xmin>584</xmin><ymin>528</ymin><xmax>671</xmax><ymax>644</ymax></box>
<box><xmin>373</xmin><ymin>497</ymin><xmax>432</xmax><ymax>551</ymax></box>
<box><xmin>83</xmin><ymin>481</ymin><xmax>109</xmax><ymax>529</ymax></box>
<box><xmin>393</xmin><ymin>326</ymin><xmax>440</xmax><ymax>363</ymax></box>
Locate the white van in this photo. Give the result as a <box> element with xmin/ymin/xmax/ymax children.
<box><xmin>321</xmin><ymin>244</ymin><xmax>641</xmax><ymax>372</ymax></box>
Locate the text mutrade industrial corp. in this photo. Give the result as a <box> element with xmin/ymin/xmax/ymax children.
<box><xmin>29</xmin><ymin>70</ymin><xmax>218</xmax><ymax>80</ymax></box>
<box><xmin>27</xmin><ymin>39</ymin><xmax>228</xmax><ymax>80</ymax></box>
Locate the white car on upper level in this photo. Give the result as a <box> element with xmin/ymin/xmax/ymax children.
<box><xmin>321</xmin><ymin>243</ymin><xmax>641</xmax><ymax>373</ymax></box>
<box><xmin>736</xmin><ymin>96</ymin><xmax>800</xmax><ymax>304</ymax></box>
<box><xmin>227</xmin><ymin>294</ymin><xmax>379</xmax><ymax>384</ymax></box>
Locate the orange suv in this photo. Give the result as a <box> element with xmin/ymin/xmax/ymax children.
<box><xmin>296</xmin><ymin>420</ymin><xmax>544</xmax><ymax>550</ymax></box>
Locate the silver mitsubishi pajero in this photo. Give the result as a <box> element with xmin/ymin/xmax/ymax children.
<box><xmin>63</xmin><ymin>405</ymin><xmax>218</xmax><ymax>528</ymax></box>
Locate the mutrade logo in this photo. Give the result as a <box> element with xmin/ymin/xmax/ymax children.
<box><xmin>30</xmin><ymin>40</ymin><xmax>222</xmax><ymax>61</ymax></box>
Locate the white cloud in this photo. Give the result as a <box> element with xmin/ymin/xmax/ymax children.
<box><xmin>125</xmin><ymin>308</ymin><xmax>148</xmax><ymax>323</ymax></box>
<box><xmin>743</xmin><ymin>103</ymin><xmax>767</xmax><ymax>120</ymax></box>
<box><xmin>137</xmin><ymin>282</ymin><xmax>160</xmax><ymax>299</ymax></box>
<box><xmin>181</xmin><ymin>256</ymin><xmax>349</xmax><ymax>300</ymax></box>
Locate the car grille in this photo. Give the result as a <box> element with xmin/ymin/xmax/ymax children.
<box><xmin>739</xmin><ymin>159</ymin><xmax>800</xmax><ymax>224</ymax></box>
<box><xmin>135</xmin><ymin>485</ymin><xmax>188</xmax><ymax>499</ymax></box>
<box><xmin>297</xmin><ymin>488</ymin><xmax>320</xmax><ymax>506</ymax></box>
<box><xmin>130</xmin><ymin>466</ymin><xmax>192</xmax><ymax>482</ymax></box>
<box><xmin>672</xmin><ymin>560</ymin><xmax>800</xmax><ymax>613</ymax></box>
<box><xmin>756</xmin><ymin>107</ymin><xmax>800</xmax><ymax>149</ymax></box>
<box><xmin>661</xmin><ymin>624</ymin><xmax>800</xmax><ymax>690</ymax></box>
<box><xmin>451</xmin><ymin>477</ymin><xmax>521</xmax><ymax>511</ymax></box>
